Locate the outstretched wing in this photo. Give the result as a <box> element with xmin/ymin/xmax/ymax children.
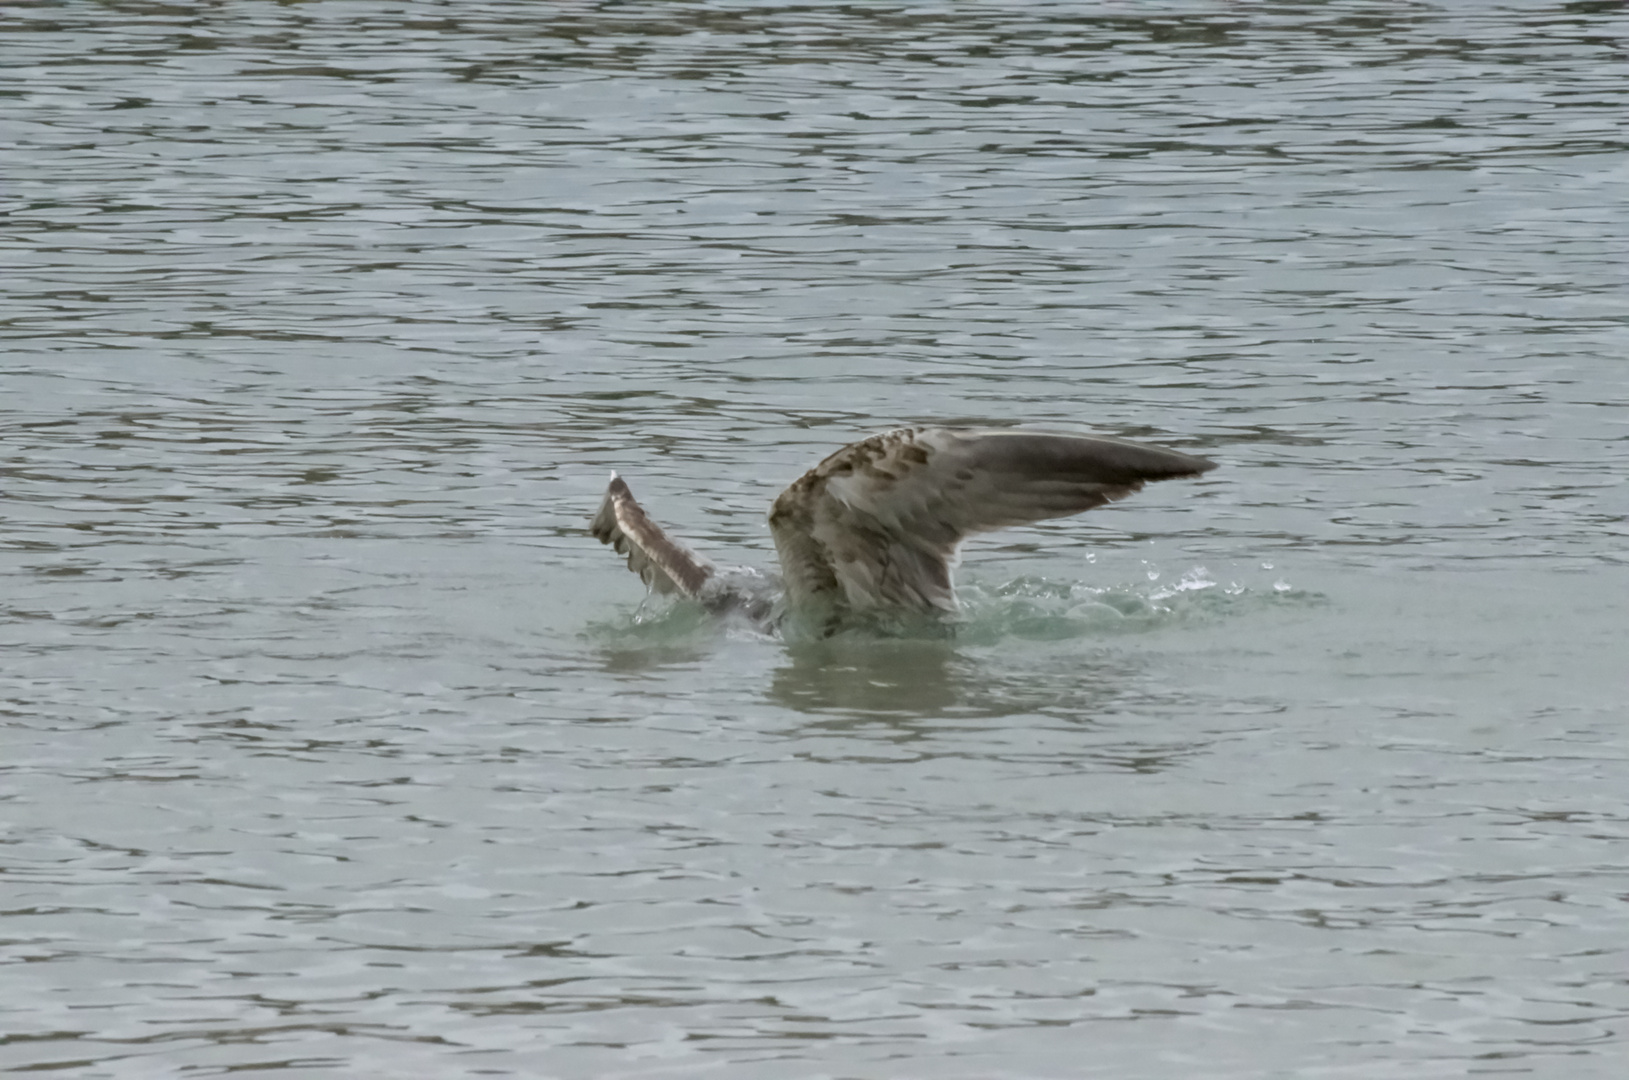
<box><xmin>590</xmin><ymin>473</ymin><xmax>715</xmax><ymax>597</ymax></box>
<box><xmin>768</xmin><ymin>428</ymin><xmax>1216</xmax><ymax>614</ymax></box>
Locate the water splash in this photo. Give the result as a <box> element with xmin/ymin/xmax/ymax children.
<box><xmin>587</xmin><ymin>568</ymin><xmax>1324</xmax><ymax>648</ymax></box>
<box><xmin>952</xmin><ymin>569</ymin><xmax>1321</xmax><ymax>644</ymax></box>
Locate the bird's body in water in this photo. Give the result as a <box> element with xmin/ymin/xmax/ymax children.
<box><xmin>590</xmin><ymin>426</ymin><xmax>1216</xmax><ymax>635</ymax></box>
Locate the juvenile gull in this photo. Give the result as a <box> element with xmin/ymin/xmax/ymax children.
<box><xmin>590</xmin><ymin>426</ymin><xmax>1216</xmax><ymax>630</ymax></box>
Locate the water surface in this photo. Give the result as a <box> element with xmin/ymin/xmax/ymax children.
<box><xmin>4</xmin><ymin>2</ymin><xmax>1628</xmax><ymax>1077</ymax></box>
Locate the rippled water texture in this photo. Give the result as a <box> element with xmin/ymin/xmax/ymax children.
<box><xmin>5</xmin><ymin>2</ymin><xmax>1628</xmax><ymax>1077</ymax></box>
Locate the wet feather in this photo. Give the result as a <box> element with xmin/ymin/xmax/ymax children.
<box><xmin>591</xmin><ymin>427</ymin><xmax>1216</xmax><ymax>625</ymax></box>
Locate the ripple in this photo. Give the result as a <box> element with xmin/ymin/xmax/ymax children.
<box><xmin>5</xmin><ymin>1</ymin><xmax>1628</xmax><ymax>1076</ymax></box>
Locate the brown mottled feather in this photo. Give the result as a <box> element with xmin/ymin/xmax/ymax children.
<box><xmin>592</xmin><ymin>428</ymin><xmax>1215</xmax><ymax>621</ymax></box>
<box><xmin>589</xmin><ymin>473</ymin><xmax>714</xmax><ymax>597</ymax></box>
<box><xmin>768</xmin><ymin>428</ymin><xmax>1215</xmax><ymax>615</ymax></box>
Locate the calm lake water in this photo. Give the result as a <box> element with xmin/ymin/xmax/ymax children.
<box><xmin>5</xmin><ymin>2</ymin><xmax>1628</xmax><ymax>1077</ymax></box>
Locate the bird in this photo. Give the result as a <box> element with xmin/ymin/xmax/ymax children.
<box><xmin>590</xmin><ymin>426</ymin><xmax>1216</xmax><ymax>632</ymax></box>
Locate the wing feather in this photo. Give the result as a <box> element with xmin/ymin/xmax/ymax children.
<box><xmin>590</xmin><ymin>473</ymin><xmax>714</xmax><ymax>597</ymax></box>
<box><xmin>768</xmin><ymin>428</ymin><xmax>1215</xmax><ymax>615</ymax></box>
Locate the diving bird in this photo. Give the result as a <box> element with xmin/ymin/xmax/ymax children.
<box><xmin>590</xmin><ymin>426</ymin><xmax>1216</xmax><ymax>629</ymax></box>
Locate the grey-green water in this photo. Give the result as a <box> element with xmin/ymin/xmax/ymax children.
<box><xmin>4</xmin><ymin>2</ymin><xmax>1627</xmax><ymax>1077</ymax></box>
